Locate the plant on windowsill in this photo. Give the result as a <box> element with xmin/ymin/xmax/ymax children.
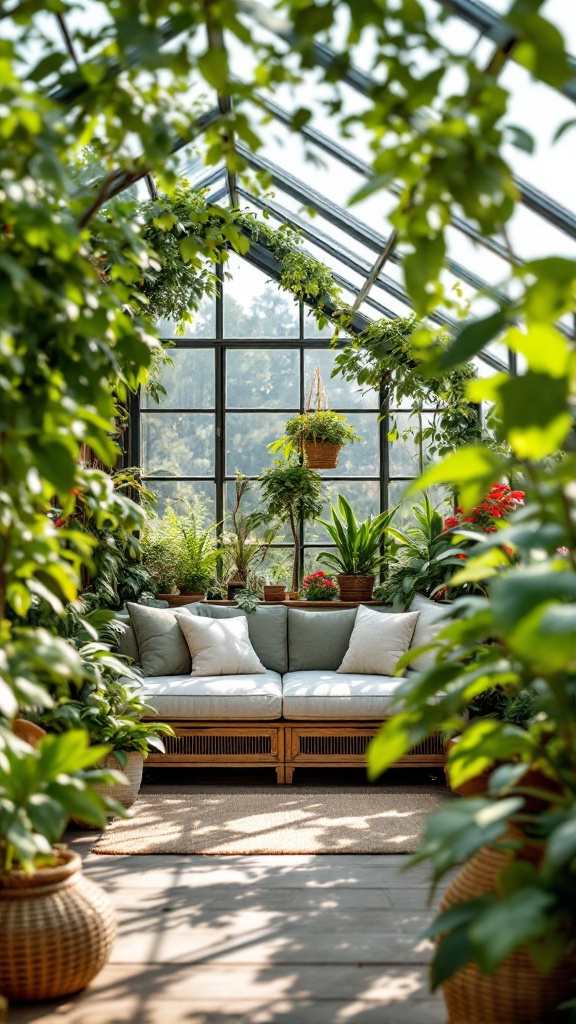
<box><xmin>222</xmin><ymin>473</ymin><xmax>278</xmax><ymax>595</ymax></box>
<box><xmin>142</xmin><ymin>499</ymin><xmax>220</xmax><ymax>603</ymax></box>
<box><xmin>258</xmin><ymin>460</ymin><xmax>323</xmax><ymax>595</ymax></box>
<box><xmin>301</xmin><ymin>570</ymin><xmax>338</xmax><ymax>601</ymax></box>
<box><xmin>317</xmin><ymin>495</ymin><xmax>398</xmax><ymax>601</ymax></box>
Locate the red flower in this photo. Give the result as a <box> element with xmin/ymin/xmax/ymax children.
<box><xmin>54</xmin><ymin>518</ymin><xmax>65</xmax><ymax>527</ymax></box>
<box><xmin>443</xmin><ymin>516</ymin><xmax>459</xmax><ymax>530</ymax></box>
<box><xmin>455</xmin><ymin>553</ymin><xmax>467</xmax><ymax>560</ymax></box>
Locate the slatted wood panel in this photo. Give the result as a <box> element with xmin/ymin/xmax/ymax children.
<box><xmin>145</xmin><ymin>720</ymin><xmax>445</xmax><ymax>780</ymax></box>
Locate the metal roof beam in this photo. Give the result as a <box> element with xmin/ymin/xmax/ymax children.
<box><xmin>438</xmin><ymin>0</ymin><xmax>576</xmax><ymax>105</ymax></box>
<box><xmin>237</xmin><ymin>1</ymin><xmax>576</xmax><ymax>241</ymax></box>
<box><xmin>253</xmin><ymin>90</ymin><xmax>522</xmax><ymax>266</ymax></box>
<box><xmin>236</xmin><ymin>142</ymin><xmax>510</xmax><ymax>304</ymax></box>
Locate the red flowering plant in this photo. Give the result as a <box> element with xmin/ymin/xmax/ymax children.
<box><xmin>443</xmin><ymin>483</ymin><xmax>525</xmax><ymax>538</ymax></box>
<box><xmin>302</xmin><ymin>570</ymin><xmax>339</xmax><ymax>601</ymax></box>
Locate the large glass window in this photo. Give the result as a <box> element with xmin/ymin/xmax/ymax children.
<box><xmin>140</xmin><ymin>255</ymin><xmax>456</xmax><ymax>577</ymax></box>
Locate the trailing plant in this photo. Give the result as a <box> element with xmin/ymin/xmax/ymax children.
<box><xmin>317</xmin><ymin>496</ymin><xmax>398</xmax><ymax>578</ymax></box>
<box><xmin>333</xmin><ymin>317</ymin><xmax>484</xmax><ymax>458</ymax></box>
<box><xmin>258</xmin><ymin>461</ymin><xmax>323</xmax><ymax>593</ymax></box>
<box><xmin>269</xmin><ymin>410</ymin><xmax>362</xmax><ymax>460</ymax></box>
<box><xmin>139</xmin><ymin>183</ymin><xmax>250</xmax><ymax>331</ymax></box>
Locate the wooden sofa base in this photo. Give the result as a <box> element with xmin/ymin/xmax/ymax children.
<box><xmin>145</xmin><ymin>720</ymin><xmax>446</xmax><ymax>783</ymax></box>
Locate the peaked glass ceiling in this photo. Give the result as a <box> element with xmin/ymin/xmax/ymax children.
<box><xmin>169</xmin><ymin>0</ymin><xmax>575</xmax><ymax>373</ymax></box>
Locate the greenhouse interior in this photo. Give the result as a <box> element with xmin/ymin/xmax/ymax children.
<box><xmin>2</xmin><ymin>0</ymin><xmax>576</xmax><ymax>1022</ymax></box>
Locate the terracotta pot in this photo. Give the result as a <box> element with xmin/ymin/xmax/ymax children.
<box><xmin>439</xmin><ymin>843</ymin><xmax>576</xmax><ymax>1023</ymax></box>
<box><xmin>0</xmin><ymin>849</ymin><xmax>115</xmax><ymax>1001</ymax></box>
<box><xmin>263</xmin><ymin>585</ymin><xmax>286</xmax><ymax>602</ymax></box>
<box><xmin>11</xmin><ymin>719</ymin><xmax>46</xmax><ymax>748</ymax></box>
<box><xmin>158</xmin><ymin>593</ymin><xmax>204</xmax><ymax>606</ymax></box>
<box><xmin>337</xmin><ymin>575</ymin><xmax>375</xmax><ymax>602</ymax></box>
<box><xmin>287</xmin><ymin>591</ymin><xmax>299</xmax><ymax>600</ymax></box>
<box><xmin>303</xmin><ymin>439</ymin><xmax>342</xmax><ymax>469</ymax></box>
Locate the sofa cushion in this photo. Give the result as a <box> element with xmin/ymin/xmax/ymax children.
<box><xmin>114</xmin><ymin>620</ymin><xmax>140</xmax><ymax>664</ymax></box>
<box><xmin>282</xmin><ymin>671</ymin><xmax>404</xmax><ymax>719</ymax></box>
<box><xmin>287</xmin><ymin>607</ymin><xmax>359</xmax><ymax>671</ymax></box>
<box><xmin>141</xmin><ymin>671</ymin><xmax>282</xmax><ymax>719</ymax></box>
<box><xmin>126</xmin><ymin>603</ymin><xmax>194</xmax><ymax>676</ymax></box>
<box><xmin>192</xmin><ymin>604</ymin><xmax>288</xmax><ymax>674</ymax></box>
<box><xmin>176</xmin><ymin>613</ymin><xmax>265</xmax><ymax>676</ymax></box>
<box><xmin>408</xmin><ymin>594</ymin><xmax>449</xmax><ymax>671</ymax></box>
<box><xmin>338</xmin><ymin>606</ymin><xmax>420</xmax><ymax>676</ymax></box>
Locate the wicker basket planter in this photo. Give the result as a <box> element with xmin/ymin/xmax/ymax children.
<box><xmin>97</xmin><ymin>750</ymin><xmax>144</xmax><ymax>809</ymax></box>
<box><xmin>439</xmin><ymin>843</ymin><xmax>576</xmax><ymax>1023</ymax></box>
<box><xmin>0</xmin><ymin>849</ymin><xmax>115</xmax><ymax>1001</ymax></box>
<box><xmin>303</xmin><ymin>440</ymin><xmax>342</xmax><ymax>469</ymax></box>
<box><xmin>337</xmin><ymin>575</ymin><xmax>375</xmax><ymax>602</ymax></box>
<box><xmin>263</xmin><ymin>585</ymin><xmax>286</xmax><ymax>602</ymax></box>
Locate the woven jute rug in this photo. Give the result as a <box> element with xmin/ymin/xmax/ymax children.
<box><xmin>91</xmin><ymin>785</ymin><xmax>452</xmax><ymax>855</ymax></box>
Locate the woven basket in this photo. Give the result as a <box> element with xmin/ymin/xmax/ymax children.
<box><xmin>0</xmin><ymin>849</ymin><xmax>115</xmax><ymax>1001</ymax></box>
<box><xmin>337</xmin><ymin>575</ymin><xmax>375</xmax><ymax>601</ymax></box>
<box><xmin>440</xmin><ymin>843</ymin><xmax>576</xmax><ymax>1023</ymax></box>
<box><xmin>96</xmin><ymin>750</ymin><xmax>144</xmax><ymax>808</ymax></box>
<box><xmin>304</xmin><ymin>440</ymin><xmax>342</xmax><ymax>469</ymax></box>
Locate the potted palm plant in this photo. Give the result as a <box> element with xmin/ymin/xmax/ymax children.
<box><xmin>0</xmin><ymin>729</ymin><xmax>124</xmax><ymax>1001</ymax></box>
<box><xmin>317</xmin><ymin>495</ymin><xmax>398</xmax><ymax>601</ymax></box>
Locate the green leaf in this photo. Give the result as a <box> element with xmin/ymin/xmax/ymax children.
<box><xmin>546</xmin><ymin>812</ymin><xmax>576</xmax><ymax>869</ymax></box>
<box><xmin>409</xmin><ymin>447</ymin><xmax>505</xmax><ymax>511</ymax></box>
<box><xmin>469</xmin><ymin>889</ymin><xmax>559</xmax><ymax>973</ymax></box>
<box><xmin>438</xmin><ymin>311</ymin><xmax>507</xmax><ymax>371</ymax></box>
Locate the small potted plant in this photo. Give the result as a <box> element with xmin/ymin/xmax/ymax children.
<box><xmin>142</xmin><ymin>500</ymin><xmax>220</xmax><ymax>604</ymax></box>
<box><xmin>317</xmin><ymin>494</ymin><xmax>397</xmax><ymax>601</ymax></box>
<box><xmin>302</xmin><ymin>570</ymin><xmax>339</xmax><ymax>601</ymax></box>
<box><xmin>270</xmin><ymin>410</ymin><xmax>362</xmax><ymax>470</ymax></box>
<box><xmin>223</xmin><ymin>473</ymin><xmax>278</xmax><ymax>597</ymax></box>
<box><xmin>258</xmin><ymin>460</ymin><xmax>323</xmax><ymax>594</ymax></box>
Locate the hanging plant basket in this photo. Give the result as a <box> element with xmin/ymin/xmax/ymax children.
<box><xmin>303</xmin><ymin>439</ymin><xmax>342</xmax><ymax>469</ymax></box>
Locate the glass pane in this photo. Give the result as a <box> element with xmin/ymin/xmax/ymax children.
<box><xmin>226</xmin><ymin>412</ymin><xmax>288</xmax><ymax>476</ymax></box>
<box><xmin>156</xmin><ymin>293</ymin><xmax>216</xmax><ymax>339</ymax></box>
<box><xmin>146</xmin><ymin>480</ymin><xmax>216</xmax><ymax>521</ymax></box>
<box><xmin>223</xmin><ymin>254</ymin><xmax>300</xmax><ymax>337</ymax></box>
<box><xmin>304</xmin><ymin>349</ymin><xmax>379</xmax><ymax>410</ymax></box>
<box><xmin>249</xmin><ymin>547</ymin><xmax>294</xmax><ymax>589</ymax></box>
<box><xmin>226</xmin><ymin>348</ymin><xmax>300</xmax><ymax>409</ymax></box>
<box><xmin>305</xmin><ymin>479</ymin><xmax>380</xmax><ymax>543</ymax></box>
<box><xmin>322</xmin><ymin>413</ymin><xmax>380</xmax><ymax>477</ymax></box>
<box><xmin>141</xmin><ymin>348</ymin><xmax>214</xmax><ymax>409</ymax></box>
<box><xmin>303</xmin><ymin>548</ymin><xmax>339</xmax><ymax>579</ymax></box>
<box><xmin>224</xmin><ymin>481</ymin><xmax>289</xmax><ymax>542</ymax></box>
<box><xmin>388</xmin><ymin>481</ymin><xmax>452</xmax><ymax>525</ymax></box>
<box><xmin>141</xmin><ymin>413</ymin><xmax>214</xmax><ymax>477</ymax></box>
<box><xmin>389</xmin><ymin>412</ymin><xmax>437</xmax><ymax>476</ymax></box>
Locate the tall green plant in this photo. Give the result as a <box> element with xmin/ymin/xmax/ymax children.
<box><xmin>259</xmin><ymin>461</ymin><xmax>323</xmax><ymax>593</ymax></box>
<box><xmin>317</xmin><ymin>496</ymin><xmax>398</xmax><ymax>577</ymax></box>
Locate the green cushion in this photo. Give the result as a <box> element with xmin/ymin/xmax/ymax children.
<box><xmin>126</xmin><ymin>603</ymin><xmax>192</xmax><ymax>676</ymax></box>
<box><xmin>195</xmin><ymin>604</ymin><xmax>288</xmax><ymax>674</ymax></box>
<box><xmin>288</xmin><ymin>607</ymin><xmax>359</xmax><ymax>671</ymax></box>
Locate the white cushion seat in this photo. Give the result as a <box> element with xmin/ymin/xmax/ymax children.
<box><xmin>282</xmin><ymin>671</ymin><xmax>404</xmax><ymax>720</ymax></box>
<box><xmin>140</xmin><ymin>671</ymin><xmax>282</xmax><ymax>720</ymax></box>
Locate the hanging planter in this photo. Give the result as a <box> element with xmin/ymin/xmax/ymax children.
<box><xmin>269</xmin><ymin>367</ymin><xmax>362</xmax><ymax>471</ymax></box>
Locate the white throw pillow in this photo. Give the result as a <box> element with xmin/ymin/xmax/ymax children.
<box><xmin>408</xmin><ymin>594</ymin><xmax>449</xmax><ymax>671</ymax></box>
<box><xmin>337</xmin><ymin>605</ymin><xmax>420</xmax><ymax>676</ymax></box>
<box><xmin>176</xmin><ymin>613</ymin><xmax>265</xmax><ymax>676</ymax></box>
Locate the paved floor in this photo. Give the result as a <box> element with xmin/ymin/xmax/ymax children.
<box><xmin>8</xmin><ymin>770</ymin><xmax>448</xmax><ymax>1024</ymax></box>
